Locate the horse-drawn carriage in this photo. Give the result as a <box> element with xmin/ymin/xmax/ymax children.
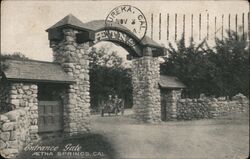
<box><xmin>100</xmin><ymin>95</ymin><xmax>124</xmax><ymax>116</ymax></box>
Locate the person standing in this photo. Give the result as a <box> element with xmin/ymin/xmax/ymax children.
<box><xmin>119</xmin><ymin>98</ymin><xmax>125</xmax><ymax>115</ymax></box>
<box><xmin>113</xmin><ymin>95</ymin><xmax>120</xmax><ymax>115</ymax></box>
<box><xmin>106</xmin><ymin>94</ymin><xmax>113</xmax><ymax>116</ymax></box>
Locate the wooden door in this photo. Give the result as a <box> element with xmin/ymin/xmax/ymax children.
<box><xmin>38</xmin><ymin>101</ymin><xmax>63</xmax><ymax>133</ymax></box>
<box><xmin>161</xmin><ymin>93</ymin><xmax>167</xmax><ymax>121</ymax></box>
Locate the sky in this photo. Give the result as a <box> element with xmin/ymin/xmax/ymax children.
<box><xmin>1</xmin><ymin>0</ymin><xmax>249</xmax><ymax>61</ymax></box>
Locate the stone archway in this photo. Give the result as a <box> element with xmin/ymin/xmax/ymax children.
<box><xmin>46</xmin><ymin>14</ymin><xmax>165</xmax><ymax>134</ymax></box>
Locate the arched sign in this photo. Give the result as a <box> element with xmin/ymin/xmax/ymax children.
<box><xmin>93</xmin><ymin>29</ymin><xmax>136</xmax><ymax>47</ymax></box>
<box><xmin>91</xmin><ymin>29</ymin><xmax>143</xmax><ymax>57</ymax></box>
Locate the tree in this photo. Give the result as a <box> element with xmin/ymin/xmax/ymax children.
<box><xmin>89</xmin><ymin>46</ymin><xmax>132</xmax><ymax>111</ymax></box>
<box><xmin>0</xmin><ymin>52</ymin><xmax>29</xmax><ymax>61</ymax></box>
<box><xmin>207</xmin><ymin>31</ymin><xmax>249</xmax><ymax>97</ymax></box>
<box><xmin>89</xmin><ymin>47</ymin><xmax>123</xmax><ymax>68</ymax></box>
<box><xmin>161</xmin><ymin>36</ymin><xmax>212</xmax><ymax>97</ymax></box>
<box><xmin>161</xmin><ymin>30</ymin><xmax>249</xmax><ymax>97</ymax></box>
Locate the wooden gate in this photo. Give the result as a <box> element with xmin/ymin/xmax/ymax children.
<box><xmin>38</xmin><ymin>101</ymin><xmax>63</xmax><ymax>133</ymax></box>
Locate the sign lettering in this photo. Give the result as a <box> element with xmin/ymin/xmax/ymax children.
<box><xmin>94</xmin><ymin>30</ymin><xmax>136</xmax><ymax>47</ymax></box>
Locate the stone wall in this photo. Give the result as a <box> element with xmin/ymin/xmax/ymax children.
<box><xmin>0</xmin><ymin>82</ymin><xmax>39</xmax><ymax>158</ymax></box>
<box><xmin>210</xmin><ymin>94</ymin><xmax>249</xmax><ymax>117</ymax></box>
<box><xmin>0</xmin><ymin>109</ymin><xmax>30</xmax><ymax>158</ymax></box>
<box><xmin>50</xmin><ymin>28</ymin><xmax>91</xmax><ymax>135</ymax></box>
<box><xmin>175</xmin><ymin>93</ymin><xmax>249</xmax><ymax>120</ymax></box>
<box><xmin>177</xmin><ymin>98</ymin><xmax>213</xmax><ymax>120</ymax></box>
<box><xmin>132</xmin><ymin>56</ymin><xmax>161</xmax><ymax>123</ymax></box>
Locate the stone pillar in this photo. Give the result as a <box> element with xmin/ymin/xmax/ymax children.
<box><xmin>50</xmin><ymin>28</ymin><xmax>91</xmax><ymax>135</ymax></box>
<box><xmin>131</xmin><ymin>47</ymin><xmax>161</xmax><ymax>123</ymax></box>
<box><xmin>168</xmin><ymin>90</ymin><xmax>182</xmax><ymax>120</ymax></box>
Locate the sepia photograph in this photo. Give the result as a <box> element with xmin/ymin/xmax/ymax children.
<box><xmin>0</xmin><ymin>0</ymin><xmax>249</xmax><ymax>158</ymax></box>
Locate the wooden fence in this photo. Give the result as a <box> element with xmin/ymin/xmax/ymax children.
<box><xmin>148</xmin><ymin>12</ymin><xmax>250</xmax><ymax>43</ymax></box>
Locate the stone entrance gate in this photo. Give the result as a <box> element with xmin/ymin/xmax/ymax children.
<box><xmin>1</xmin><ymin>14</ymin><xmax>249</xmax><ymax>158</ymax></box>
<box><xmin>47</xmin><ymin>14</ymin><xmax>165</xmax><ymax>124</ymax></box>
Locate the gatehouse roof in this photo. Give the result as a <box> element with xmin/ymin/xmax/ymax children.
<box><xmin>1</xmin><ymin>59</ymin><xmax>75</xmax><ymax>84</ymax></box>
<box><xmin>46</xmin><ymin>14</ymin><xmax>93</xmax><ymax>31</ymax></box>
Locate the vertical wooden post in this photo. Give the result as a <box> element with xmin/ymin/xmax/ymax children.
<box><xmin>229</xmin><ymin>14</ymin><xmax>231</xmax><ymax>37</ymax></box>
<box><xmin>159</xmin><ymin>13</ymin><xmax>161</xmax><ymax>40</ymax></box>
<box><xmin>191</xmin><ymin>14</ymin><xmax>194</xmax><ymax>40</ymax></box>
<box><xmin>199</xmin><ymin>13</ymin><xmax>201</xmax><ymax>40</ymax></box>
<box><xmin>167</xmin><ymin>13</ymin><xmax>169</xmax><ymax>40</ymax></box>
<box><xmin>151</xmin><ymin>13</ymin><xmax>154</xmax><ymax>39</ymax></box>
<box><xmin>175</xmin><ymin>13</ymin><xmax>177</xmax><ymax>41</ymax></box>
<box><xmin>183</xmin><ymin>14</ymin><xmax>185</xmax><ymax>40</ymax></box>
<box><xmin>235</xmin><ymin>14</ymin><xmax>238</xmax><ymax>40</ymax></box>
<box><xmin>242</xmin><ymin>13</ymin><xmax>245</xmax><ymax>40</ymax></box>
<box><xmin>215</xmin><ymin>16</ymin><xmax>217</xmax><ymax>39</ymax></box>
<box><xmin>207</xmin><ymin>13</ymin><xmax>209</xmax><ymax>40</ymax></box>
<box><xmin>248</xmin><ymin>12</ymin><xmax>250</xmax><ymax>40</ymax></box>
<box><xmin>222</xmin><ymin>14</ymin><xmax>224</xmax><ymax>40</ymax></box>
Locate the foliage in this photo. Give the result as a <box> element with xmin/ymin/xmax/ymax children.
<box><xmin>89</xmin><ymin>46</ymin><xmax>132</xmax><ymax>110</ymax></box>
<box><xmin>161</xmin><ymin>31</ymin><xmax>249</xmax><ymax>97</ymax></box>
<box><xmin>0</xmin><ymin>52</ymin><xmax>29</xmax><ymax>72</ymax></box>
<box><xmin>161</xmin><ymin>36</ymin><xmax>210</xmax><ymax>97</ymax></box>
<box><xmin>0</xmin><ymin>52</ymin><xmax>29</xmax><ymax>61</ymax></box>
<box><xmin>208</xmin><ymin>31</ymin><xmax>249</xmax><ymax>96</ymax></box>
<box><xmin>89</xmin><ymin>47</ymin><xmax>123</xmax><ymax>68</ymax></box>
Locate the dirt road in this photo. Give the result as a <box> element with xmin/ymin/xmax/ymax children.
<box><xmin>90</xmin><ymin>111</ymin><xmax>249</xmax><ymax>159</ymax></box>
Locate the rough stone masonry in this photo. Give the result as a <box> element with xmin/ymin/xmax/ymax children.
<box><xmin>50</xmin><ymin>28</ymin><xmax>91</xmax><ymax>135</ymax></box>
<box><xmin>0</xmin><ymin>83</ymin><xmax>39</xmax><ymax>158</ymax></box>
<box><xmin>132</xmin><ymin>50</ymin><xmax>161</xmax><ymax>123</ymax></box>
